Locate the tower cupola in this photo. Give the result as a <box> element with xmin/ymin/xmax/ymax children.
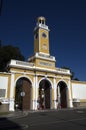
<box><xmin>37</xmin><ymin>16</ymin><xmax>46</xmax><ymax>25</ymax></box>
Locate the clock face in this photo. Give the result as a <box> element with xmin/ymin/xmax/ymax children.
<box><xmin>42</xmin><ymin>32</ymin><xmax>47</xmax><ymax>38</ymax></box>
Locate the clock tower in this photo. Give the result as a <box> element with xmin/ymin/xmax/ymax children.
<box><xmin>34</xmin><ymin>16</ymin><xmax>50</xmax><ymax>55</ymax></box>
<box><xmin>28</xmin><ymin>16</ymin><xmax>56</xmax><ymax>69</ymax></box>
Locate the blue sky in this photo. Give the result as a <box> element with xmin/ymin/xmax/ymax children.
<box><xmin>0</xmin><ymin>0</ymin><xmax>86</xmax><ymax>81</ymax></box>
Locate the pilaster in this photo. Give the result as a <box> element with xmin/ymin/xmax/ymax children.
<box><xmin>68</xmin><ymin>79</ymin><xmax>73</xmax><ymax>108</ymax></box>
<box><xmin>53</xmin><ymin>77</ymin><xmax>57</xmax><ymax>109</ymax></box>
<box><xmin>9</xmin><ymin>73</ymin><xmax>15</xmax><ymax>111</ymax></box>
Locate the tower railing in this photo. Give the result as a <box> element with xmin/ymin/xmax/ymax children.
<box><xmin>8</xmin><ymin>59</ymin><xmax>34</xmax><ymax>68</ymax></box>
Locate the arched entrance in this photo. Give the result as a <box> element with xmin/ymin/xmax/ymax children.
<box><xmin>38</xmin><ymin>79</ymin><xmax>51</xmax><ymax>109</ymax></box>
<box><xmin>15</xmin><ymin>77</ymin><xmax>32</xmax><ymax>110</ymax></box>
<box><xmin>57</xmin><ymin>81</ymin><xmax>68</xmax><ymax>108</ymax></box>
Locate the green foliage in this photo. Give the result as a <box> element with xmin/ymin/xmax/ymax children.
<box><xmin>0</xmin><ymin>44</ymin><xmax>25</xmax><ymax>72</ymax></box>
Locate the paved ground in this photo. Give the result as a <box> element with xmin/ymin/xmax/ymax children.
<box><xmin>0</xmin><ymin>108</ymin><xmax>86</xmax><ymax>130</ymax></box>
<box><xmin>0</xmin><ymin>107</ymin><xmax>86</xmax><ymax>118</ymax></box>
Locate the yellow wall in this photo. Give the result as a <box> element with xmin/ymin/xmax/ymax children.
<box><xmin>39</xmin><ymin>29</ymin><xmax>49</xmax><ymax>54</ymax></box>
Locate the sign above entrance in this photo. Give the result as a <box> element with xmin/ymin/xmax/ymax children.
<box><xmin>38</xmin><ymin>61</ymin><xmax>54</xmax><ymax>67</ymax></box>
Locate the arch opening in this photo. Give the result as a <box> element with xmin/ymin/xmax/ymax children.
<box><xmin>38</xmin><ymin>79</ymin><xmax>51</xmax><ymax>109</ymax></box>
<box><xmin>57</xmin><ymin>81</ymin><xmax>68</xmax><ymax>108</ymax></box>
<box><xmin>15</xmin><ymin>77</ymin><xmax>32</xmax><ymax>110</ymax></box>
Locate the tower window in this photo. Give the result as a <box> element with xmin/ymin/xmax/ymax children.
<box><xmin>42</xmin><ymin>33</ymin><xmax>47</xmax><ymax>38</ymax></box>
<box><xmin>42</xmin><ymin>20</ymin><xmax>44</xmax><ymax>24</ymax></box>
<box><xmin>39</xmin><ymin>20</ymin><xmax>41</xmax><ymax>23</ymax></box>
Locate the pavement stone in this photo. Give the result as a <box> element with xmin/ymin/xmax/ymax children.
<box><xmin>0</xmin><ymin>107</ymin><xmax>86</xmax><ymax>118</ymax></box>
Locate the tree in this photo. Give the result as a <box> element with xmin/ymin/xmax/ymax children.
<box><xmin>61</xmin><ymin>66</ymin><xmax>79</xmax><ymax>81</ymax></box>
<box><xmin>0</xmin><ymin>44</ymin><xmax>25</xmax><ymax>72</ymax></box>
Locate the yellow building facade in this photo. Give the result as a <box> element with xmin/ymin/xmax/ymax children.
<box><xmin>0</xmin><ymin>17</ymin><xmax>86</xmax><ymax>111</ymax></box>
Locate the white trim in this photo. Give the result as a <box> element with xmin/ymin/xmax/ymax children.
<box><xmin>10</xmin><ymin>70</ymin><xmax>71</xmax><ymax>81</ymax></box>
<box><xmin>38</xmin><ymin>23</ymin><xmax>49</xmax><ymax>30</ymax></box>
<box><xmin>9</xmin><ymin>98</ymin><xmax>14</xmax><ymax>111</ymax></box>
<box><xmin>10</xmin><ymin>73</ymin><xmax>15</xmax><ymax>98</ymax></box>
<box><xmin>34</xmin><ymin>67</ymin><xmax>71</xmax><ymax>76</ymax></box>
<box><xmin>53</xmin><ymin>78</ymin><xmax>57</xmax><ymax>109</ymax></box>
<box><xmin>58</xmin><ymin>85</ymin><xmax>60</xmax><ymax>99</ymax></box>
<box><xmin>39</xmin><ymin>52</ymin><xmax>50</xmax><ymax>56</ymax></box>
<box><xmin>57</xmin><ymin>79</ymin><xmax>68</xmax><ymax>86</ymax></box>
<box><xmin>68</xmin><ymin>79</ymin><xmax>73</xmax><ymax>107</ymax></box>
<box><xmin>35</xmin><ymin>75</ymin><xmax>38</xmax><ymax>110</ymax></box>
<box><xmin>14</xmin><ymin>75</ymin><xmax>33</xmax><ymax>87</ymax></box>
<box><xmin>39</xmin><ymin>29</ymin><xmax>40</xmax><ymax>52</ymax></box>
<box><xmin>9</xmin><ymin>62</ymin><xmax>71</xmax><ymax>76</ymax></box>
<box><xmin>56</xmin><ymin>76</ymin><xmax>70</xmax><ymax>80</ymax></box>
<box><xmin>33</xmin><ymin>76</ymin><xmax>35</xmax><ymax>109</ymax></box>
<box><xmin>9</xmin><ymin>73</ymin><xmax>15</xmax><ymax>111</ymax></box>
<box><xmin>9</xmin><ymin>64</ymin><xmax>34</xmax><ymax>70</ymax></box>
<box><xmin>28</xmin><ymin>53</ymin><xmax>56</xmax><ymax>62</ymax></box>
<box><xmin>0</xmin><ymin>72</ymin><xmax>11</xmax><ymax>75</ymax></box>
<box><xmin>10</xmin><ymin>70</ymin><xmax>34</xmax><ymax>76</ymax></box>
<box><xmin>38</xmin><ymin>77</ymin><xmax>53</xmax><ymax>89</ymax></box>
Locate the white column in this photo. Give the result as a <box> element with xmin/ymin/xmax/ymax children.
<box><xmin>53</xmin><ymin>78</ymin><xmax>57</xmax><ymax>109</ymax></box>
<box><xmin>33</xmin><ymin>74</ymin><xmax>38</xmax><ymax>110</ymax></box>
<box><xmin>35</xmin><ymin>75</ymin><xmax>38</xmax><ymax>110</ymax></box>
<box><xmin>9</xmin><ymin>98</ymin><xmax>15</xmax><ymax>111</ymax></box>
<box><xmin>33</xmin><ymin>76</ymin><xmax>35</xmax><ymax>110</ymax></box>
<box><xmin>68</xmin><ymin>80</ymin><xmax>73</xmax><ymax>108</ymax></box>
<box><xmin>58</xmin><ymin>85</ymin><xmax>60</xmax><ymax>97</ymax></box>
<box><xmin>9</xmin><ymin>73</ymin><xmax>15</xmax><ymax>111</ymax></box>
<box><xmin>58</xmin><ymin>85</ymin><xmax>61</xmax><ymax>104</ymax></box>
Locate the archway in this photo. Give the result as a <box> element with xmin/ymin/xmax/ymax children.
<box><xmin>38</xmin><ymin>79</ymin><xmax>51</xmax><ymax>109</ymax></box>
<box><xmin>15</xmin><ymin>77</ymin><xmax>32</xmax><ymax>110</ymax></box>
<box><xmin>57</xmin><ymin>81</ymin><xmax>68</xmax><ymax>108</ymax></box>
